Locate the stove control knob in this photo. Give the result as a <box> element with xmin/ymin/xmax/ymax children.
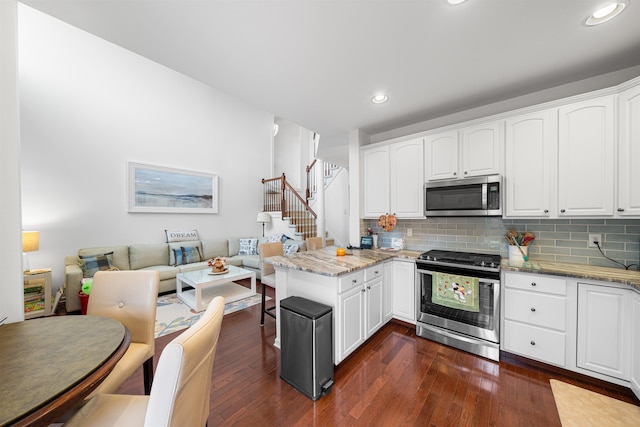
<box><xmin>480</xmin><ymin>261</ymin><xmax>486</xmax><ymax>266</ymax></box>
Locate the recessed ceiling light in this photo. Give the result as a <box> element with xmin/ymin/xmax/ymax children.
<box><xmin>585</xmin><ymin>1</ymin><xmax>627</xmax><ymax>26</ymax></box>
<box><xmin>371</xmin><ymin>94</ymin><xmax>389</xmax><ymax>104</ymax></box>
<box><xmin>445</xmin><ymin>0</ymin><xmax>468</xmax><ymax>4</ymax></box>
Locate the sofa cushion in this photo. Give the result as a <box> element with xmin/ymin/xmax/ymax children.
<box><xmin>225</xmin><ymin>257</ymin><xmax>244</xmax><ymax>267</ymax></box>
<box><xmin>201</xmin><ymin>239</ymin><xmax>230</xmax><ymax>259</ymax></box>
<box><xmin>136</xmin><ymin>265</ymin><xmax>181</xmax><ymax>282</ymax></box>
<box><xmin>236</xmin><ymin>255</ymin><xmax>260</xmax><ymax>269</ymax></box>
<box><xmin>168</xmin><ymin>241</ymin><xmax>202</xmax><ymax>266</ymax></box>
<box><xmin>129</xmin><ymin>244</ymin><xmax>169</xmax><ymax>270</ymax></box>
<box><xmin>78</xmin><ymin>246</ymin><xmax>130</xmax><ymax>270</ymax></box>
<box><xmin>238</xmin><ymin>238</ymin><xmax>258</xmax><ymax>255</ymax></box>
<box><xmin>78</xmin><ymin>252</ymin><xmax>115</xmax><ymax>278</ymax></box>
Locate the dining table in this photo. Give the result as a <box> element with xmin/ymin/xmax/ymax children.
<box><xmin>0</xmin><ymin>315</ymin><xmax>130</xmax><ymax>427</ymax></box>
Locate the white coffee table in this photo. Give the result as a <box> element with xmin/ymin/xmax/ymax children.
<box><xmin>176</xmin><ymin>265</ymin><xmax>256</xmax><ymax>312</ymax></box>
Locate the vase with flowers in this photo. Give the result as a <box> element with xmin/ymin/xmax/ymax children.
<box><xmin>208</xmin><ymin>257</ymin><xmax>227</xmax><ymax>273</ymax></box>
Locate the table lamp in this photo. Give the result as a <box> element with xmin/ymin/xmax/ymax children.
<box><xmin>256</xmin><ymin>212</ymin><xmax>271</xmax><ymax>237</ymax></box>
<box><xmin>22</xmin><ymin>231</ymin><xmax>40</xmax><ymax>272</ymax></box>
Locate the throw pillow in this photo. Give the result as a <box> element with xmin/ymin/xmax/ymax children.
<box><xmin>283</xmin><ymin>243</ymin><xmax>299</xmax><ymax>255</ymax></box>
<box><xmin>266</xmin><ymin>233</ymin><xmax>284</xmax><ymax>243</ymax></box>
<box><xmin>181</xmin><ymin>246</ymin><xmax>202</xmax><ymax>264</ymax></box>
<box><xmin>238</xmin><ymin>238</ymin><xmax>258</xmax><ymax>255</ymax></box>
<box><xmin>172</xmin><ymin>248</ymin><xmax>184</xmax><ymax>266</ymax></box>
<box><xmin>165</xmin><ymin>229</ymin><xmax>199</xmax><ymax>243</ymax></box>
<box><xmin>78</xmin><ymin>252</ymin><xmax>115</xmax><ymax>278</ymax></box>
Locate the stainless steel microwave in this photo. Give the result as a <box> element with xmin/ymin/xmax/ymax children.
<box><xmin>424</xmin><ymin>175</ymin><xmax>502</xmax><ymax>217</ymax></box>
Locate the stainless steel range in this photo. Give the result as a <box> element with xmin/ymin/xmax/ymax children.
<box><xmin>416</xmin><ymin>249</ymin><xmax>501</xmax><ymax>361</ymax></box>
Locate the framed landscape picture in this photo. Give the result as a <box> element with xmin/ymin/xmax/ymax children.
<box><xmin>128</xmin><ymin>162</ymin><xmax>218</xmax><ymax>213</ymax></box>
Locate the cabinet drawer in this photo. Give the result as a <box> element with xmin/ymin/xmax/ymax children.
<box><xmin>364</xmin><ymin>264</ymin><xmax>384</xmax><ymax>282</ymax></box>
<box><xmin>504</xmin><ymin>289</ymin><xmax>566</xmax><ymax>331</ymax></box>
<box><xmin>503</xmin><ymin>320</ymin><xmax>566</xmax><ymax>366</ymax></box>
<box><xmin>339</xmin><ymin>270</ymin><xmax>365</xmax><ymax>293</ymax></box>
<box><xmin>504</xmin><ymin>272</ymin><xmax>566</xmax><ymax>295</ymax></box>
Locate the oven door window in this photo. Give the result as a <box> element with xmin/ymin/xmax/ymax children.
<box><xmin>420</xmin><ymin>272</ymin><xmax>496</xmax><ymax>330</ymax></box>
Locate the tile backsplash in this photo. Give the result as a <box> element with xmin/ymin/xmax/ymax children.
<box><xmin>362</xmin><ymin>217</ymin><xmax>640</xmax><ymax>270</ymax></box>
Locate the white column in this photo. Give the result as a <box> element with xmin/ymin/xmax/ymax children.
<box><xmin>1</xmin><ymin>0</ymin><xmax>26</xmax><ymax>322</ymax></box>
<box><xmin>315</xmin><ymin>159</ymin><xmax>325</xmax><ymax>243</ymax></box>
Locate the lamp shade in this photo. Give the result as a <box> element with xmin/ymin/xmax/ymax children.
<box><xmin>22</xmin><ymin>231</ymin><xmax>40</xmax><ymax>253</ymax></box>
<box><xmin>256</xmin><ymin>212</ymin><xmax>272</xmax><ymax>223</ymax></box>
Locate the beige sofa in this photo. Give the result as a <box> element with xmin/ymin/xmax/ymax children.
<box><xmin>64</xmin><ymin>236</ymin><xmax>306</xmax><ymax>313</ymax></box>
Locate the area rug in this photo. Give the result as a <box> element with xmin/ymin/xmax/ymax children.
<box><xmin>550</xmin><ymin>379</ymin><xmax>640</xmax><ymax>426</ymax></box>
<box><xmin>155</xmin><ymin>291</ymin><xmax>269</xmax><ymax>338</ymax></box>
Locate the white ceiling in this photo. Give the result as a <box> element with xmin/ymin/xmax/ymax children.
<box><xmin>19</xmin><ymin>0</ymin><xmax>640</xmax><ymax>144</ymax></box>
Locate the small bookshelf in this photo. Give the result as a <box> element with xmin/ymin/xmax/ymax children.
<box><xmin>23</xmin><ymin>269</ymin><xmax>52</xmax><ymax>319</ymax></box>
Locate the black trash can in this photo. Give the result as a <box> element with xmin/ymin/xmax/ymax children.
<box><xmin>280</xmin><ymin>296</ymin><xmax>334</xmax><ymax>400</ymax></box>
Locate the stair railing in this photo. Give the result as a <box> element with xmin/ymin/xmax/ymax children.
<box><xmin>262</xmin><ymin>173</ymin><xmax>317</xmax><ymax>240</ymax></box>
<box><xmin>305</xmin><ymin>159</ymin><xmax>339</xmax><ymax>204</ymax></box>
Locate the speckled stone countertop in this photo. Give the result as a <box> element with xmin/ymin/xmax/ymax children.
<box><xmin>265</xmin><ymin>248</ymin><xmax>420</xmax><ymax>277</ymax></box>
<box><xmin>502</xmin><ymin>259</ymin><xmax>640</xmax><ymax>291</ymax></box>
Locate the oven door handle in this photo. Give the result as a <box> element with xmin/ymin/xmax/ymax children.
<box><xmin>417</xmin><ymin>268</ymin><xmax>500</xmax><ymax>285</ymax></box>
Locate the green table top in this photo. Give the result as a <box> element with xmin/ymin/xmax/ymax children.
<box><xmin>0</xmin><ymin>316</ymin><xmax>126</xmax><ymax>426</ymax></box>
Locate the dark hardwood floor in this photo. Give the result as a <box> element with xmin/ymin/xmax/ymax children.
<box><xmin>116</xmin><ymin>279</ymin><xmax>639</xmax><ymax>426</ymax></box>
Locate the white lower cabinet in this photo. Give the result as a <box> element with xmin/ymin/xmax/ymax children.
<box><xmin>577</xmin><ymin>283</ymin><xmax>631</xmax><ymax>381</ymax></box>
<box><xmin>337</xmin><ymin>264</ymin><xmax>385</xmax><ymax>362</ymax></box>
<box><xmin>392</xmin><ymin>259</ymin><xmax>416</xmax><ymax>323</ymax></box>
<box><xmin>383</xmin><ymin>261</ymin><xmax>393</xmax><ymax>323</ymax></box>
<box><xmin>502</xmin><ymin>272</ymin><xmax>568</xmax><ymax>367</ymax></box>
<box><xmin>631</xmin><ymin>291</ymin><xmax>640</xmax><ymax>399</ymax></box>
<box><xmin>339</xmin><ymin>284</ymin><xmax>365</xmax><ymax>360</ymax></box>
<box><xmin>365</xmin><ymin>276</ymin><xmax>384</xmax><ymax>337</ymax></box>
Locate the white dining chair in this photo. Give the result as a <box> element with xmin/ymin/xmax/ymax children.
<box><xmin>86</xmin><ymin>270</ymin><xmax>159</xmax><ymax>397</ymax></box>
<box><xmin>65</xmin><ymin>296</ymin><xmax>225</xmax><ymax>427</ymax></box>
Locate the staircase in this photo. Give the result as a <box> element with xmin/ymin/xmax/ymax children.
<box><xmin>261</xmin><ymin>160</ymin><xmax>339</xmax><ymax>245</ymax></box>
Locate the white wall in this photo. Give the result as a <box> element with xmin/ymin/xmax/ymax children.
<box><xmin>273</xmin><ymin>119</ymin><xmax>315</xmax><ymax>191</ymax></box>
<box><xmin>18</xmin><ymin>5</ymin><xmax>274</xmax><ymax>290</ymax></box>
<box><xmin>324</xmin><ymin>168</ymin><xmax>350</xmax><ymax>246</ymax></box>
<box><xmin>1</xmin><ymin>0</ymin><xmax>26</xmax><ymax>323</ymax></box>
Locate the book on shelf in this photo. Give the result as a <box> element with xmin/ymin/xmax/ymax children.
<box><xmin>24</xmin><ymin>301</ymin><xmax>45</xmax><ymax>312</ymax></box>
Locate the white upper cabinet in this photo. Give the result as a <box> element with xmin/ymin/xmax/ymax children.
<box><xmin>362</xmin><ymin>138</ymin><xmax>424</xmax><ymax>218</ymax></box>
<box><xmin>617</xmin><ymin>84</ymin><xmax>640</xmax><ymax>216</ymax></box>
<box><xmin>505</xmin><ymin>110</ymin><xmax>557</xmax><ymax>217</ymax></box>
<box><xmin>390</xmin><ymin>138</ymin><xmax>424</xmax><ymax>217</ymax></box>
<box><xmin>558</xmin><ymin>96</ymin><xmax>615</xmax><ymax>216</ymax></box>
<box><xmin>362</xmin><ymin>145</ymin><xmax>390</xmax><ymax>218</ymax></box>
<box><xmin>460</xmin><ymin>120</ymin><xmax>504</xmax><ymax>178</ymax></box>
<box><xmin>424</xmin><ymin>122</ymin><xmax>503</xmax><ymax>181</ymax></box>
<box><xmin>424</xmin><ymin>131</ymin><xmax>458</xmax><ymax>181</ymax></box>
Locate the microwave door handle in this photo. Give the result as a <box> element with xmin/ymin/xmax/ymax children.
<box><xmin>482</xmin><ymin>183</ymin><xmax>488</xmax><ymax>209</ymax></box>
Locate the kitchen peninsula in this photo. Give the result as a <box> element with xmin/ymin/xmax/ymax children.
<box><xmin>265</xmin><ymin>248</ymin><xmax>420</xmax><ymax>364</ymax></box>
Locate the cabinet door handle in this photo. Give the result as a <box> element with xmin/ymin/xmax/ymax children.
<box><xmin>362</xmin><ymin>288</ymin><xmax>366</xmax><ymax>293</ymax></box>
<box><xmin>544</xmin><ymin>209</ymin><xmax>549</xmax><ymax>214</ymax></box>
<box><xmin>560</xmin><ymin>209</ymin><xmax>566</xmax><ymax>213</ymax></box>
<box><xmin>530</xmin><ymin>341</ymin><xmax>536</xmax><ymax>346</ymax></box>
<box><xmin>618</xmin><ymin>208</ymin><xmax>625</xmax><ymax>212</ymax></box>
<box><xmin>374</xmin><ymin>271</ymin><xmax>379</xmax><ymax>275</ymax></box>
<box><xmin>367</xmin><ymin>285</ymin><xmax>371</xmax><ymax>290</ymax></box>
<box><xmin>453</xmin><ymin>172</ymin><xmax>457</xmax><ymax>176</ymax></box>
<box><xmin>530</xmin><ymin>307</ymin><xmax>536</xmax><ymax>312</ymax></box>
<box><xmin>352</xmin><ymin>279</ymin><xmax>357</xmax><ymax>284</ymax></box>
<box><xmin>531</xmin><ymin>282</ymin><xmax>537</xmax><ymax>287</ymax></box>
<box><xmin>464</xmin><ymin>171</ymin><xmax>468</xmax><ymax>175</ymax></box>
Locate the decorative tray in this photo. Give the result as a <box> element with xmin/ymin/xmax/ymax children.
<box><xmin>208</xmin><ymin>269</ymin><xmax>229</xmax><ymax>275</ymax></box>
